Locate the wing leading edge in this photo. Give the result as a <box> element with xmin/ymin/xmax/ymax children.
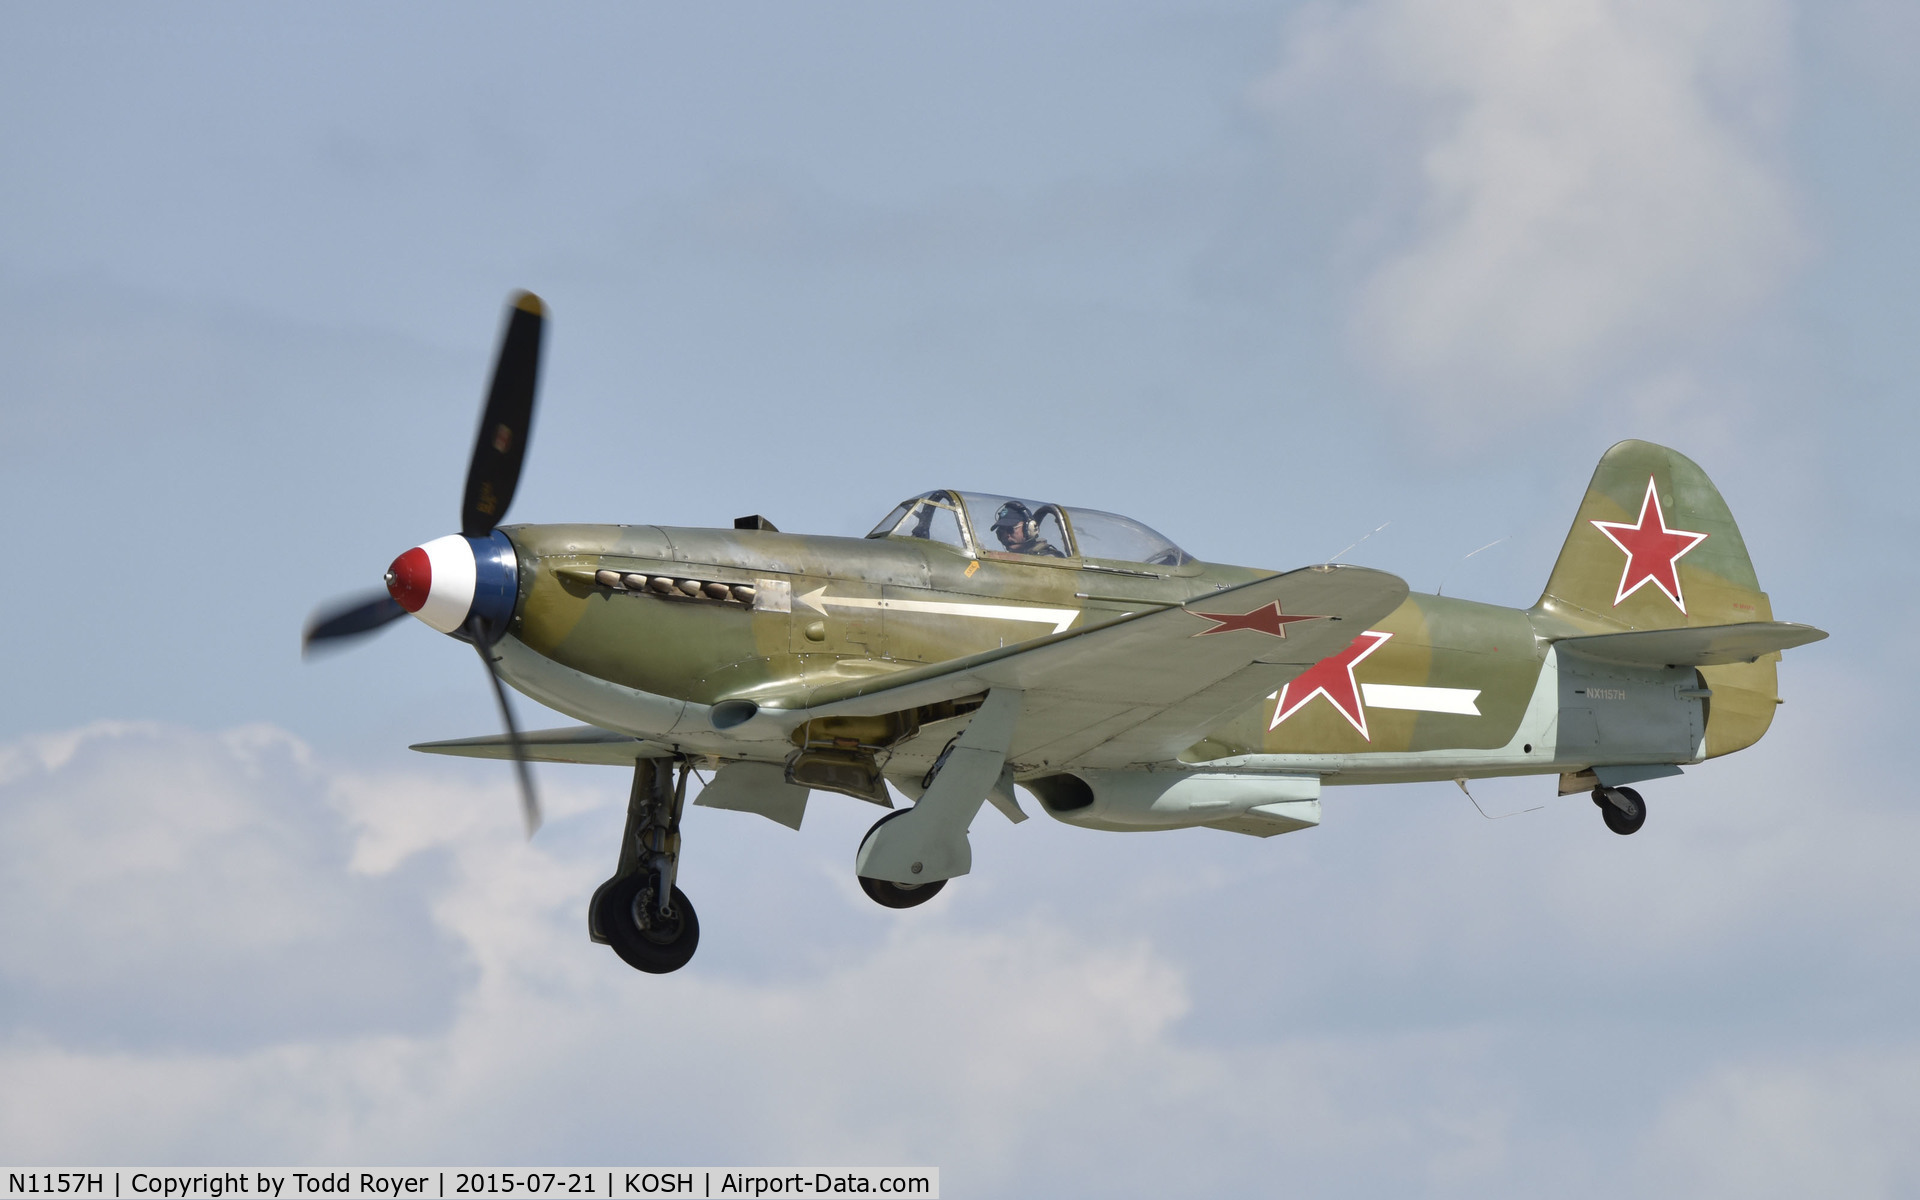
<box><xmin>412</xmin><ymin>725</ymin><xmax>675</xmax><ymax>766</ymax></box>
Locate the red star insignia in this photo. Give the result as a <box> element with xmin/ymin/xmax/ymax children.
<box><xmin>1589</xmin><ymin>477</ymin><xmax>1709</xmax><ymax>613</ymax></box>
<box><xmin>1269</xmin><ymin>630</ymin><xmax>1392</xmax><ymax>740</ymax></box>
<box><xmin>1189</xmin><ymin>601</ymin><xmax>1327</xmax><ymax>638</ymax></box>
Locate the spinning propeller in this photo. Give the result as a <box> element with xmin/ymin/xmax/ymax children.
<box><xmin>303</xmin><ymin>291</ymin><xmax>548</xmax><ymax>835</ymax></box>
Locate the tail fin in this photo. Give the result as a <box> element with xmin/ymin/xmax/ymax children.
<box><xmin>1535</xmin><ymin>440</ymin><xmax>1770</xmax><ymax>631</ymax></box>
<box><xmin>1534</xmin><ymin>440</ymin><xmax>1780</xmax><ymax>757</ymax></box>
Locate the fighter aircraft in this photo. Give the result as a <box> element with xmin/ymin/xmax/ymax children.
<box><xmin>305</xmin><ymin>293</ymin><xmax>1827</xmax><ymax>974</ymax></box>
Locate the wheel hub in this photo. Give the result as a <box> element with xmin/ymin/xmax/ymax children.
<box><xmin>630</xmin><ymin>886</ymin><xmax>685</xmax><ymax>944</ymax></box>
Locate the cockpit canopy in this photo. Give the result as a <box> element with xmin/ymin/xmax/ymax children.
<box><xmin>865</xmin><ymin>490</ymin><xmax>1194</xmax><ymax>567</ymax></box>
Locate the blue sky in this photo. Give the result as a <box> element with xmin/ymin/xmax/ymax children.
<box><xmin>4</xmin><ymin>3</ymin><xmax>1917</xmax><ymax>1195</ymax></box>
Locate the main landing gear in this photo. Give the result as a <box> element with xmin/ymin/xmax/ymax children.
<box><xmin>1592</xmin><ymin>785</ymin><xmax>1647</xmax><ymax>836</ymax></box>
<box><xmin>851</xmin><ymin>688</ymin><xmax>1023</xmax><ymax>909</ymax></box>
<box><xmin>857</xmin><ymin>810</ymin><xmax>946</xmax><ymax>909</ymax></box>
<box><xmin>591</xmin><ymin>757</ymin><xmax>700</xmax><ymax>973</ymax></box>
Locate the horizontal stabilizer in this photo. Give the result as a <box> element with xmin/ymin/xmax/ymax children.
<box><xmin>1556</xmin><ymin>621</ymin><xmax>1827</xmax><ymax>668</ymax></box>
<box><xmin>411</xmin><ymin>725</ymin><xmax>674</xmax><ymax>765</ymax></box>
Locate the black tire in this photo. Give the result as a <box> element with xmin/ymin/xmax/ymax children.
<box><xmin>593</xmin><ymin>873</ymin><xmax>700</xmax><ymax>973</ymax></box>
<box><xmin>860</xmin><ymin>875</ymin><xmax>946</xmax><ymax>909</ymax></box>
<box><xmin>857</xmin><ymin>809</ymin><xmax>946</xmax><ymax>909</ymax></box>
<box><xmin>1594</xmin><ymin>786</ymin><xmax>1647</xmax><ymax>836</ymax></box>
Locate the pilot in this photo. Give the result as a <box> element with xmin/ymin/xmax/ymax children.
<box><xmin>991</xmin><ymin>501</ymin><xmax>1065</xmax><ymax>557</ymax></box>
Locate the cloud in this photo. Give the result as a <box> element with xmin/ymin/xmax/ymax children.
<box><xmin>0</xmin><ymin>723</ymin><xmax>470</xmax><ymax>1050</ymax></box>
<box><xmin>1256</xmin><ymin>0</ymin><xmax>1804</xmax><ymax>421</ymax></box>
<box><xmin>3</xmin><ymin>716</ymin><xmax>1918</xmax><ymax>1196</ymax></box>
<box><xmin>1641</xmin><ymin>1050</ymin><xmax>1920</xmax><ymax>1197</ymax></box>
<box><xmin>0</xmin><ymin>724</ymin><xmax>1217</xmax><ymax>1178</ymax></box>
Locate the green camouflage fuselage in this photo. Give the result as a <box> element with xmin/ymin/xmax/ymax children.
<box><xmin>493</xmin><ymin>517</ymin><xmax>1763</xmax><ymax>788</ymax></box>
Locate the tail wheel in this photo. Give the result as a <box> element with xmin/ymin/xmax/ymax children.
<box><xmin>857</xmin><ymin>809</ymin><xmax>947</xmax><ymax>909</ymax></box>
<box><xmin>1594</xmin><ymin>786</ymin><xmax>1647</xmax><ymax>836</ymax></box>
<box><xmin>593</xmin><ymin>872</ymin><xmax>700</xmax><ymax>973</ymax></box>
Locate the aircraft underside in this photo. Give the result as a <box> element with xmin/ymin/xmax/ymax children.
<box><xmin>488</xmin><ymin>633</ymin><xmax>1703</xmax><ymax>809</ymax></box>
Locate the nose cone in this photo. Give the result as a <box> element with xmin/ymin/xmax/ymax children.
<box><xmin>386</xmin><ymin>547</ymin><xmax>433</xmax><ymax>613</ymax></box>
<box><xmin>383</xmin><ymin>531</ymin><xmax>519</xmax><ymax>636</ymax></box>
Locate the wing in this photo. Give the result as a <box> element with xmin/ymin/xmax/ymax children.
<box><xmin>411</xmin><ymin>725</ymin><xmax>675</xmax><ymax>766</ymax></box>
<box><xmin>792</xmin><ymin>563</ymin><xmax>1408</xmax><ymax>769</ymax></box>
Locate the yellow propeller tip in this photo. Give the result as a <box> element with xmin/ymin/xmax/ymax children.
<box><xmin>511</xmin><ymin>290</ymin><xmax>546</xmax><ymax>318</ymax></box>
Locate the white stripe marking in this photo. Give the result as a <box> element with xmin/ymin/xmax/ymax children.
<box><xmin>1360</xmin><ymin>683</ymin><xmax>1481</xmax><ymax>715</ymax></box>
<box><xmin>796</xmin><ymin>587</ymin><xmax>1079</xmax><ymax>634</ymax></box>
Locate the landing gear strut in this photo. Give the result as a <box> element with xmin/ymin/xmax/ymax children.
<box><xmin>591</xmin><ymin>757</ymin><xmax>700</xmax><ymax>973</ymax></box>
<box><xmin>1593</xmin><ymin>785</ymin><xmax>1647</xmax><ymax>836</ymax></box>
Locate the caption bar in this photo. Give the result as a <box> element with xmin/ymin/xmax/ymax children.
<box><xmin>4</xmin><ymin>1173</ymin><xmax>937</xmax><ymax>1200</ymax></box>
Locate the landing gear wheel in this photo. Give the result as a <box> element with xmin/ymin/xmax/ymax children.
<box><xmin>593</xmin><ymin>872</ymin><xmax>700</xmax><ymax>973</ymax></box>
<box><xmin>860</xmin><ymin>875</ymin><xmax>946</xmax><ymax>909</ymax></box>
<box><xmin>1593</xmin><ymin>785</ymin><xmax>1647</xmax><ymax>836</ymax></box>
<box><xmin>857</xmin><ymin>809</ymin><xmax>946</xmax><ymax>909</ymax></box>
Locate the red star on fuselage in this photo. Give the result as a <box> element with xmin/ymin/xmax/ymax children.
<box><xmin>1590</xmin><ymin>478</ymin><xmax>1709</xmax><ymax>613</ymax></box>
<box><xmin>1190</xmin><ymin>601</ymin><xmax>1327</xmax><ymax>638</ymax></box>
<box><xmin>1269</xmin><ymin>630</ymin><xmax>1392</xmax><ymax>740</ymax></box>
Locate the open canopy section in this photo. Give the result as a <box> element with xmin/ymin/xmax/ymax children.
<box><xmin>866</xmin><ymin>490</ymin><xmax>1193</xmax><ymax>566</ymax></box>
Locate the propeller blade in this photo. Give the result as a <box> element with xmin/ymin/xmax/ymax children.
<box><xmin>303</xmin><ymin>591</ymin><xmax>407</xmax><ymax>655</ymax></box>
<box><xmin>461</xmin><ymin>291</ymin><xmax>545</xmax><ymax>538</ymax></box>
<box><xmin>471</xmin><ymin>622</ymin><xmax>543</xmax><ymax>837</ymax></box>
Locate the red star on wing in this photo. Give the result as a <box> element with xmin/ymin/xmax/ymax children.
<box><xmin>1589</xmin><ymin>477</ymin><xmax>1709</xmax><ymax>613</ymax></box>
<box><xmin>1190</xmin><ymin>601</ymin><xmax>1327</xmax><ymax>638</ymax></box>
<box><xmin>1268</xmin><ymin>630</ymin><xmax>1392</xmax><ymax>740</ymax></box>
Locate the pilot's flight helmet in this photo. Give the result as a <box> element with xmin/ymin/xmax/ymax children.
<box><xmin>992</xmin><ymin>501</ymin><xmax>1033</xmax><ymax>531</ymax></box>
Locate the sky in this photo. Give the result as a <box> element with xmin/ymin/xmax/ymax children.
<box><xmin>3</xmin><ymin>2</ymin><xmax>1918</xmax><ymax>1195</ymax></box>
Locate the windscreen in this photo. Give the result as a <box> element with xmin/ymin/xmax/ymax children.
<box><xmin>866</xmin><ymin>490</ymin><xmax>969</xmax><ymax>551</ymax></box>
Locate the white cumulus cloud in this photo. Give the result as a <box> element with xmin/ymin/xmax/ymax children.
<box><xmin>4</xmin><ymin>714</ymin><xmax>1919</xmax><ymax>1196</ymax></box>
<box><xmin>1258</xmin><ymin>0</ymin><xmax>1804</xmax><ymax>421</ymax></box>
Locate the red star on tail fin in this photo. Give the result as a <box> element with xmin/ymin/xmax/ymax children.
<box><xmin>1590</xmin><ymin>478</ymin><xmax>1709</xmax><ymax>613</ymax></box>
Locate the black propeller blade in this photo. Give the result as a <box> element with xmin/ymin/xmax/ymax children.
<box><xmin>462</xmin><ymin>291</ymin><xmax>545</xmax><ymax>538</ymax></box>
<box><xmin>471</xmin><ymin>618</ymin><xmax>542</xmax><ymax>836</ymax></box>
<box><xmin>304</xmin><ymin>289</ymin><xmax>548</xmax><ymax>837</ymax></box>
<box><xmin>302</xmin><ymin>591</ymin><xmax>407</xmax><ymax>655</ymax></box>
<box><xmin>462</xmin><ymin>290</ymin><xmax>545</xmax><ymax>835</ymax></box>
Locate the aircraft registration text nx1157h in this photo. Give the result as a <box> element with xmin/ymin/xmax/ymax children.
<box><xmin>305</xmin><ymin>293</ymin><xmax>1827</xmax><ymax>974</ymax></box>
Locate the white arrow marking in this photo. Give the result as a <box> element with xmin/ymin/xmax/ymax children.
<box><xmin>796</xmin><ymin>587</ymin><xmax>1078</xmax><ymax>634</ymax></box>
<box><xmin>1359</xmin><ymin>683</ymin><xmax>1481</xmax><ymax>715</ymax></box>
